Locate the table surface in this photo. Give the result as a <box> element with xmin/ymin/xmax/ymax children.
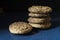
<box><xmin>0</xmin><ymin>12</ymin><xmax>60</xmax><ymax>40</ymax></box>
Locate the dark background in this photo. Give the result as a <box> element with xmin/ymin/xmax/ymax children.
<box><xmin>0</xmin><ymin>0</ymin><xmax>60</xmax><ymax>30</ymax></box>
<box><xmin>0</xmin><ymin>0</ymin><xmax>60</xmax><ymax>29</ymax></box>
<box><xmin>0</xmin><ymin>0</ymin><xmax>60</xmax><ymax>12</ymax></box>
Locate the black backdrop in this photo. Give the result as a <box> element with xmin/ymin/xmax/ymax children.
<box><xmin>0</xmin><ymin>0</ymin><xmax>60</xmax><ymax>12</ymax></box>
<box><xmin>0</xmin><ymin>0</ymin><xmax>60</xmax><ymax>29</ymax></box>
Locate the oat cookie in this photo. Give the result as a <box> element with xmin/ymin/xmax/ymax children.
<box><xmin>29</xmin><ymin>23</ymin><xmax>51</xmax><ymax>29</ymax></box>
<box><xmin>28</xmin><ymin>6</ymin><xmax>52</xmax><ymax>13</ymax></box>
<box><xmin>28</xmin><ymin>17</ymin><xmax>51</xmax><ymax>24</ymax></box>
<box><xmin>29</xmin><ymin>13</ymin><xmax>49</xmax><ymax>17</ymax></box>
<box><xmin>9</xmin><ymin>22</ymin><xmax>32</xmax><ymax>34</ymax></box>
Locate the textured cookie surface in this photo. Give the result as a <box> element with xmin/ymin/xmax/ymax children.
<box><xmin>29</xmin><ymin>13</ymin><xmax>49</xmax><ymax>17</ymax></box>
<box><xmin>29</xmin><ymin>23</ymin><xmax>51</xmax><ymax>29</ymax></box>
<box><xmin>28</xmin><ymin>6</ymin><xmax>52</xmax><ymax>13</ymax></box>
<box><xmin>28</xmin><ymin>17</ymin><xmax>51</xmax><ymax>24</ymax></box>
<box><xmin>9</xmin><ymin>22</ymin><xmax>32</xmax><ymax>34</ymax></box>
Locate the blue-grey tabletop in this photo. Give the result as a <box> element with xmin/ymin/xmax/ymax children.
<box><xmin>0</xmin><ymin>11</ymin><xmax>60</xmax><ymax>40</ymax></box>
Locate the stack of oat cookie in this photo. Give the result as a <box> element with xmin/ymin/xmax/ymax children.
<box><xmin>28</xmin><ymin>6</ymin><xmax>52</xmax><ymax>29</ymax></box>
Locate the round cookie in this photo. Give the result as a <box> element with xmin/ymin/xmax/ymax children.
<box><xmin>28</xmin><ymin>6</ymin><xmax>52</xmax><ymax>13</ymax></box>
<box><xmin>9</xmin><ymin>22</ymin><xmax>32</xmax><ymax>34</ymax></box>
<box><xmin>28</xmin><ymin>17</ymin><xmax>51</xmax><ymax>24</ymax></box>
<box><xmin>29</xmin><ymin>13</ymin><xmax>49</xmax><ymax>17</ymax></box>
<box><xmin>29</xmin><ymin>23</ymin><xmax>51</xmax><ymax>29</ymax></box>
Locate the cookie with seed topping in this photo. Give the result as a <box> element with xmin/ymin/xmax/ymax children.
<box><xmin>29</xmin><ymin>13</ymin><xmax>49</xmax><ymax>17</ymax></box>
<box><xmin>28</xmin><ymin>6</ymin><xmax>52</xmax><ymax>13</ymax></box>
<box><xmin>29</xmin><ymin>23</ymin><xmax>51</xmax><ymax>29</ymax></box>
<box><xmin>28</xmin><ymin>17</ymin><xmax>51</xmax><ymax>24</ymax></box>
<box><xmin>9</xmin><ymin>22</ymin><xmax>32</xmax><ymax>34</ymax></box>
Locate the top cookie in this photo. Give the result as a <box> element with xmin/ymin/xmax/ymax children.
<box><xmin>28</xmin><ymin>6</ymin><xmax>52</xmax><ymax>13</ymax></box>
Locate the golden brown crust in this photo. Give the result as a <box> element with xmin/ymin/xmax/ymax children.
<box><xmin>28</xmin><ymin>13</ymin><xmax>49</xmax><ymax>17</ymax></box>
<box><xmin>9</xmin><ymin>22</ymin><xmax>32</xmax><ymax>34</ymax></box>
<box><xmin>28</xmin><ymin>17</ymin><xmax>51</xmax><ymax>24</ymax></box>
<box><xmin>28</xmin><ymin>6</ymin><xmax>52</xmax><ymax>13</ymax></box>
<box><xmin>29</xmin><ymin>23</ymin><xmax>51</xmax><ymax>29</ymax></box>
